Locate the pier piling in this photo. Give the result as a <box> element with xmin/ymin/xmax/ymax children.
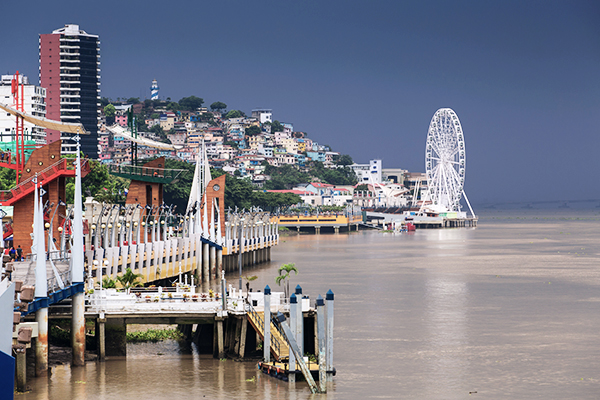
<box><xmin>263</xmin><ymin>285</ymin><xmax>271</xmax><ymax>363</ymax></box>
<box><xmin>326</xmin><ymin>290</ymin><xmax>334</xmax><ymax>380</ymax></box>
<box><xmin>34</xmin><ymin>307</ymin><xmax>48</xmax><ymax>376</ymax></box>
<box><xmin>295</xmin><ymin>285</ymin><xmax>304</xmax><ymax>354</ymax></box>
<box><xmin>71</xmin><ymin>291</ymin><xmax>86</xmax><ymax>366</ymax></box>
<box><xmin>316</xmin><ymin>295</ymin><xmax>327</xmax><ymax>392</ymax></box>
<box><xmin>289</xmin><ymin>293</ymin><xmax>297</xmax><ymax>383</ymax></box>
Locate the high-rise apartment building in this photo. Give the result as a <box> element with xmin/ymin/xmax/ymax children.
<box><xmin>0</xmin><ymin>74</ymin><xmax>47</xmax><ymax>144</ymax></box>
<box><xmin>39</xmin><ymin>24</ymin><xmax>100</xmax><ymax>157</ymax></box>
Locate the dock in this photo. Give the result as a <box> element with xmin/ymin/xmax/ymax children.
<box><xmin>275</xmin><ymin>212</ymin><xmax>363</xmax><ymax>233</ymax></box>
<box><xmin>366</xmin><ymin>210</ymin><xmax>478</xmax><ymax>230</ymax></box>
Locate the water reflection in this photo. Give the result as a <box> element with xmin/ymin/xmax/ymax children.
<box><xmin>425</xmin><ymin>274</ymin><xmax>468</xmax><ymax>396</ymax></box>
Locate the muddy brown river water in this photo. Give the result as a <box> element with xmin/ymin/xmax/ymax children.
<box><xmin>18</xmin><ymin>209</ymin><xmax>600</xmax><ymax>399</ymax></box>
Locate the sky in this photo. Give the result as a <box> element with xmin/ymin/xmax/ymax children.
<box><xmin>1</xmin><ymin>0</ymin><xmax>599</xmax><ymax>205</ymax></box>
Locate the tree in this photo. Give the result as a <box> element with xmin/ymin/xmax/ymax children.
<box><xmin>210</xmin><ymin>101</ymin><xmax>227</xmax><ymax>112</ymax></box>
<box><xmin>225</xmin><ymin>110</ymin><xmax>245</xmax><ymax>119</ymax></box>
<box><xmin>245</xmin><ymin>125</ymin><xmax>261</xmax><ymax>136</ymax></box>
<box><xmin>271</xmin><ymin>120</ymin><xmax>284</xmax><ymax>133</ymax></box>
<box><xmin>336</xmin><ymin>154</ymin><xmax>354</xmax><ymax>166</ymax></box>
<box><xmin>104</xmin><ymin>104</ymin><xmax>116</xmax><ymax>125</ymax></box>
<box><xmin>178</xmin><ymin>96</ymin><xmax>204</xmax><ymax>111</ymax></box>
<box><xmin>0</xmin><ymin>167</ymin><xmax>16</xmax><ymax>190</ymax></box>
<box><xmin>162</xmin><ymin>158</ymin><xmax>196</xmax><ymax>212</ymax></box>
<box><xmin>224</xmin><ymin>140</ymin><xmax>239</xmax><ymax>149</ymax></box>
<box><xmin>127</xmin><ymin>97</ymin><xmax>141</xmax><ymax>104</ymax></box>
<box><xmin>102</xmin><ymin>277</ymin><xmax>117</xmax><ymax>289</ymax></box>
<box><xmin>275</xmin><ymin>263</ymin><xmax>298</xmax><ymax>298</ymax></box>
<box><xmin>263</xmin><ymin>164</ymin><xmax>311</xmax><ymax>190</ymax></box>
<box><xmin>117</xmin><ymin>268</ymin><xmax>143</xmax><ymax>289</ymax></box>
<box><xmin>77</xmin><ymin>161</ymin><xmax>130</xmax><ymax>203</ymax></box>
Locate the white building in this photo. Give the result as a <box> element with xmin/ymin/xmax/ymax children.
<box><xmin>352</xmin><ymin>159</ymin><xmax>382</xmax><ymax>184</ymax></box>
<box><xmin>251</xmin><ymin>109</ymin><xmax>272</xmax><ymax>124</ymax></box>
<box><xmin>0</xmin><ymin>75</ymin><xmax>47</xmax><ymax>144</ymax></box>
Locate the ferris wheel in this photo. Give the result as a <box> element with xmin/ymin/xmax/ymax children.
<box><xmin>421</xmin><ymin>108</ymin><xmax>475</xmax><ymax>216</ymax></box>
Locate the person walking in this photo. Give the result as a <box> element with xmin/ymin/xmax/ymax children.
<box><xmin>16</xmin><ymin>245</ymin><xmax>22</xmax><ymax>261</ymax></box>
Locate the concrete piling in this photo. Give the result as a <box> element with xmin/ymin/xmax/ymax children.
<box><xmin>202</xmin><ymin>242</ymin><xmax>210</xmax><ymax>291</ymax></box>
<box><xmin>238</xmin><ymin>317</ymin><xmax>248</xmax><ymax>358</ymax></box>
<box><xmin>316</xmin><ymin>295</ymin><xmax>327</xmax><ymax>392</ymax></box>
<box><xmin>295</xmin><ymin>285</ymin><xmax>303</xmax><ymax>354</ymax></box>
<box><xmin>210</xmin><ymin>246</ymin><xmax>216</xmax><ymax>280</ymax></box>
<box><xmin>96</xmin><ymin>318</ymin><xmax>106</xmax><ymax>361</ymax></box>
<box><xmin>326</xmin><ymin>289</ymin><xmax>334</xmax><ymax>380</ymax></box>
<box><xmin>35</xmin><ymin>307</ymin><xmax>48</xmax><ymax>376</ymax></box>
<box><xmin>289</xmin><ymin>293</ymin><xmax>297</xmax><ymax>383</ymax></box>
<box><xmin>263</xmin><ymin>285</ymin><xmax>271</xmax><ymax>363</ymax></box>
<box><xmin>216</xmin><ymin>318</ymin><xmax>225</xmax><ymax>358</ymax></box>
<box><xmin>71</xmin><ymin>291</ymin><xmax>86</xmax><ymax>366</ymax></box>
<box><xmin>16</xmin><ymin>348</ymin><xmax>26</xmax><ymax>392</ymax></box>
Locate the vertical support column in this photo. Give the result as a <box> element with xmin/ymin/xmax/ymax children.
<box><xmin>263</xmin><ymin>285</ymin><xmax>271</xmax><ymax>363</ymax></box>
<box><xmin>326</xmin><ymin>289</ymin><xmax>334</xmax><ymax>380</ymax></box>
<box><xmin>233</xmin><ymin>318</ymin><xmax>242</xmax><ymax>355</ymax></box>
<box><xmin>105</xmin><ymin>318</ymin><xmax>127</xmax><ymax>357</ymax></box>
<box><xmin>316</xmin><ymin>295</ymin><xmax>327</xmax><ymax>392</ymax></box>
<box><xmin>295</xmin><ymin>285</ymin><xmax>304</xmax><ymax>354</ymax></box>
<box><xmin>210</xmin><ymin>246</ymin><xmax>216</xmax><ymax>281</ymax></box>
<box><xmin>289</xmin><ymin>293</ymin><xmax>297</xmax><ymax>383</ymax></box>
<box><xmin>238</xmin><ymin>317</ymin><xmax>248</xmax><ymax>358</ymax></box>
<box><xmin>216</xmin><ymin>318</ymin><xmax>225</xmax><ymax>358</ymax></box>
<box><xmin>35</xmin><ymin>307</ymin><xmax>48</xmax><ymax>376</ymax></box>
<box><xmin>97</xmin><ymin>318</ymin><xmax>106</xmax><ymax>361</ymax></box>
<box><xmin>203</xmin><ymin>242</ymin><xmax>209</xmax><ymax>291</ymax></box>
<box><xmin>72</xmin><ymin>291</ymin><xmax>86</xmax><ymax>366</ymax></box>
<box><xmin>16</xmin><ymin>348</ymin><xmax>26</xmax><ymax>392</ymax></box>
<box><xmin>217</xmin><ymin>248</ymin><xmax>223</xmax><ymax>280</ymax></box>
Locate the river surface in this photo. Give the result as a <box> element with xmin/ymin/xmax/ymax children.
<box><xmin>19</xmin><ymin>209</ymin><xmax>600</xmax><ymax>399</ymax></box>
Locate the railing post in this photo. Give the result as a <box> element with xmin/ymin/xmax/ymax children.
<box><xmin>263</xmin><ymin>285</ymin><xmax>271</xmax><ymax>363</ymax></box>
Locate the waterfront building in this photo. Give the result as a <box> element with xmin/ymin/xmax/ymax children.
<box><xmin>351</xmin><ymin>159</ymin><xmax>382</xmax><ymax>183</ymax></box>
<box><xmin>39</xmin><ymin>24</ymin><xmax>101</xmax><ymax>157</ymax></box>
<box><xmin>0</xmin><ymin>75</ymin><xmax>47</xmax><ymax>144</ymax></box>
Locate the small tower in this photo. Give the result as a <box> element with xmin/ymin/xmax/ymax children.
<box><xmin>150</xmin><ymin>79</ymin><xmax>159</xmax><ymax>100</ymax></box>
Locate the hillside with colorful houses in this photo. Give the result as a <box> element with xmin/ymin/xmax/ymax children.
<box><xmin>97</xmin><ymin>99</ymin><xmax>427</xmax><ymax>209</ymax></box>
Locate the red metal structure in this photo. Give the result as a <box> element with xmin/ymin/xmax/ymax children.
<box><xmin>8</xmin><ymin>71</ymin><xmax>39</xmax><ymax>184</ymax></box>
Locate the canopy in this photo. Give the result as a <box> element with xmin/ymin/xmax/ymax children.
<box><xmin>0</xmin><ymin>102</ymin><xmax>88</xmax><ymax>134</ymax></box>
<box><xmin>106</xmin><ymin>124</ymin><xmax>183</xmax><ymax>151</ymax></box>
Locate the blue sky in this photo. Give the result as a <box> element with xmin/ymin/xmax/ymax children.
<box><xmin>1</xmin><ymin>0</ymin><xmax>599</xmax><ymax>204</ymax></box>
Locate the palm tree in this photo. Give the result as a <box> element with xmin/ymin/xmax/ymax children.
<box><xmin>102</xmin><ymin>276</ymin><xmax>117</xmax><ymax>289</ymax></box>
<box><xmin>117</xmin><ymin>268</ymin><xmax>143</xmax><ymax>290</ymax></box>
<box><xmin>275</xmin><ymin>263</ymin><xmax>298</xmax><ymax>298</ymax></box>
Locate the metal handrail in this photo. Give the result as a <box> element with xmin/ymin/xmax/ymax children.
<box><xmin>47</xmin><ymin>269</ymin><xmax>71</xmax><ymax>294</ymax></box>
<box><xmin>247</xmin><ymin>301</ymin><xmax>281</xmax><ymax>356</ymax></box>
<box><xmin>0</xmin><ymin>158</ymin><xmax>89</xmax><ymax>201</ymax></box>
<box><xmin>107</xmin><ymin>164</ymin><xmax>185</xmax><ymax>181</ymax></box>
